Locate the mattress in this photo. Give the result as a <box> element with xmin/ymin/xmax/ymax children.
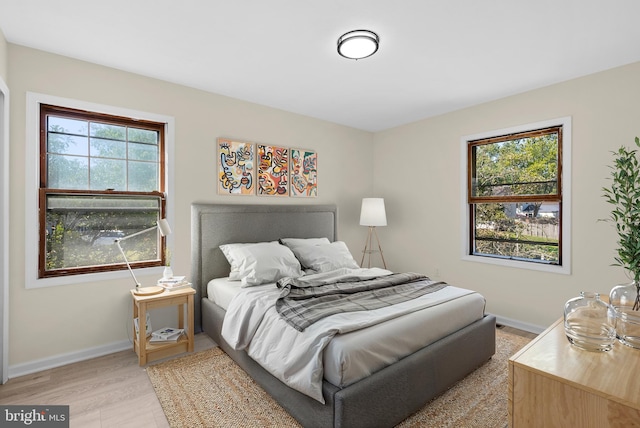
<box><xmin>207</xmin><ymin>277</ymin><xmax>486</xmax><ymax>387</ymax></box>
<box><xmin>207</xmin><ymin>277</ymin><xmax>242</xmax><ymax>310</ymax></box>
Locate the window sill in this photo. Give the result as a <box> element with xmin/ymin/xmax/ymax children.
<box><xmin>26</xmin><ymin>266</ymin><xmax>166</xmax><ymax>289</ymax></box>
<box><xmin>461</xmin><ymin>254</ymin><xmax>570</xmax><ymax>275</ymax></box>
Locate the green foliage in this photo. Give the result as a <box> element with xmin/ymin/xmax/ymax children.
<box><xmin>475</xmin><ymin>212</ymin><xmax>558</xmax><ymax>262</ymax></box>
<box><xmin>602</xmin><ymin>137</ymin><xmax>640</xmax><ymax>282</ymax></box>
<box><xmin>475</xmin><ymin>134</ymin><xmax>558</xmax><ymax>198</ymax></box>
<box><xmin>47</xmin><ymin>120</ymin><xmax>159</xmax><ymax>192</ymax></box>
<box><xmin>475</xmin><ymin>236</ymin><xmax>558</xmax><ymax>261</ymax></box>
<box><xmin>45</xmin><ymin>198</ymin><xmax>159</xmax><ymax>271</ymax></box>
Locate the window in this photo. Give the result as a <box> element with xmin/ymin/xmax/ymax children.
<box><xmin>462</xmin><ymin>117</ymin><xmax>571</xmax><ymax>273</ymax></box>
<box><xmin>39</xmin><ymin>104</ymin><xmax>167</xmax><ymax>279</ymax></box>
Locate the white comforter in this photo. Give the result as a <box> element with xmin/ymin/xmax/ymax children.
<box><xmin>221</xmin><ymin>268</ymin><xmax>475</xmax><ymax>403</ymax></box>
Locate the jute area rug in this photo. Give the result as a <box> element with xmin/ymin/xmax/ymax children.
<box><xmin>146</xmin><ymin>329</ymin><xmax>531</xmax><ymax>428</ymax></box>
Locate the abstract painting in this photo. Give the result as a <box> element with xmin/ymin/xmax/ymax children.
<box><xmin>290</xmin><ymin>148</ymin><xmax>317</xmax><ymax>197</ymax></box>
<box><xmin>257</xmin><ymin>144</ymin><xmax>289</xmax><ymax>196</ymax></box>
<box><xmin>217</xmin><ymin>138</ymin><xmax>255</xmax><ymax>195</ymax></box>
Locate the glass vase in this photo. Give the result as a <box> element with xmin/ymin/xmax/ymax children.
<box><xmin>609</xmin><ymin>281</ymin><xmax>640</xmax><ymax>349</ymax></box>
<box><xmin>162</xmin><ymin>266</ymin><xmax>173</xmax><ymax>279</ymax></box>
<box><xmin>563</xmin><ymin>292</ymin><xmax>616</xmax><ymax>351</ymax></box>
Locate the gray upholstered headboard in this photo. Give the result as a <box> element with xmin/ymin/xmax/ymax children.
<box><xmin>190</xmin><ymin>203</ymin><xmax>338</xmax><ymax>331</ymax></box>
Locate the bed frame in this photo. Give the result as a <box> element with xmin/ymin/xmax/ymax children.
<box><xmin>191</xmin><ymin>203</ymin><xmax>496</xmax><ymax>428</ymax></box>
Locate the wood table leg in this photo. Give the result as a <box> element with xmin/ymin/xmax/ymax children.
<box><xmin>132</xmin><ymin>299</ymin><xmax>138</xmax><ymax>353</ymax></box>
<box><xmin>187</xmin><ymin>294</ymin><xmax>194</xmax><ymax>353</ymax></box>
<box><xmin>138</xmin><ymin>302</ymin><xmax>147</xmax><ymax>366</ymax></box>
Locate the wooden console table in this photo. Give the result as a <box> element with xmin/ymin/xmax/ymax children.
<box><xmin>509</xmin><ymin>318</ymin><xmax>640</xmax><ymax>427</ymax></box>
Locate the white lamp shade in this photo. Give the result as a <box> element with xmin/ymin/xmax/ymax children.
<box><xmin>157</xmin><ymin>218</ymin><xmax>172</xmax><ymax>237</ymax></box>
<box><xmin>360</xmin><ymin>198</ymin><xmax>387</xmax><ymax>226</ymax></box>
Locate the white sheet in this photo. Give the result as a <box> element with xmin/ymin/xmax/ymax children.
<box><xmin>207</xmin><ymin>277</ymin><xmax>242</xmax><ymax>310</ymax></box>
<box><xmin>219</xmin><ymin>268</ymin><xmax>483</xmax><ymax>403</ymax></box>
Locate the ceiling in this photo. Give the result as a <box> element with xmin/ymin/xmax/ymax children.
<box><xmin>1</xmin><ymin>1</ymin><xmax>639</xmax><ymax>132</ymax></box>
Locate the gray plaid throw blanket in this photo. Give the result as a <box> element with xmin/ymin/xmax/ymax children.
<box><xmin>275</xmin><ymin>272</ymin><xmax>448</xmax><ymax>331</ymax></box>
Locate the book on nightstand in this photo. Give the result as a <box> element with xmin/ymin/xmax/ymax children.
<box><xmin>157</xmin><ymin>275</ymin><xmax>186</xmax><ymax>285</ymax></box>
<box><xmin>150</xmin><ymin>327</ymin><xmax>185</xmax><ymax>342</ymax></box>
<box><xmin>157</xmin><ymin>276</ymin><xmax>191</xmax><ymax>291</ymax></box>
<box><xmin>134</xmin><ymin>312</ymin><xmax>152</xmax><ymax>337</ymax></box>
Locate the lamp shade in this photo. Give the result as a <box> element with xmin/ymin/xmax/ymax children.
<box><xmin>157</xmin><ymin>218</ymin><xmax>172</xmax><ymax>237</ymax></box>
<box><xmin>360</xmin><ymin>198</ymin><xmax>387</xmax><ymax>226</ymax></box>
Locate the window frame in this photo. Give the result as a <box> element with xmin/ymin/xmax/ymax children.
<box><xmin>26</xmin><ymin>93</ymin><xmax>175</xmax><ymax>288</ymax></box>
<box><xmin>460</xmin><ymin>117</ymin><xmax>572</xmax><ymax>274</ymax></box>
<box><xmin>39</xmin><ymin>104</ymin><xmax>166</xmax><ymax>278</ymax></box>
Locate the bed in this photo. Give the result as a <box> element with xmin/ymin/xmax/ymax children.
<box><xmin>191</xmin><ymin>203</ymin><xmax>496</xmax><ymax>428</ymax></box>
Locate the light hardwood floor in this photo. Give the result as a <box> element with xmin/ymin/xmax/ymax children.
<box><xmin>0</xmin><ymin>327</ymin><xmax>535</xmax><ymax>427</ymax></box>
<box><xmin>0</xmin><ymin>334</ymin><xmax>217</xmax><ymax>427</ymax></box>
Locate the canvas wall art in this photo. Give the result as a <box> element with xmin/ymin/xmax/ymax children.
<box><xmin>217</xmin><ymin>138</ymin><xmax>255</xmax><ymax>195</ymax></box>
<box><xmin>290</xmin><ymin>148</ymin><xmax>318</xmax><ymax>197</ymax></box>
<box><xmin>257</xmin><ymin>144</ymin><xmax>289</xmax><ymax>196</ymax></box>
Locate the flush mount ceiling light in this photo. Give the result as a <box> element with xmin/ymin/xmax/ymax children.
<box><xmin>337</xmin><ymin>29</ymin><xmax>379</xmax><ymax>60</ymax></box>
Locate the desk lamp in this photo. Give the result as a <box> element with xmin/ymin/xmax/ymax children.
<box><xmin>115</xmin><ymin>218</ymin><xmax>171</xmax><ymax>296</ymax></box>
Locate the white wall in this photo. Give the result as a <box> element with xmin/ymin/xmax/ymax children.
<box><xmin>7</xmin><ymin>44</ymin><xmax>374</xmax><ymax>372</ymax></box>
<box><xmin>8</xmin><ymin>39</ymin><xmax>640</xmax><ymax>371</ymax></box>
<box><xmin>0</xmin><ymin>27</ymin><xmax>6</xmax><ymax>81</ymax></box>
<box><xmin>373</xmin><ymin>61</ymin><xmax>640</xmax><ymax>331</ymax></box>
<box><xmin>0</xmin><ymin>27</ymin><xmax>9</xmax><ymax>383</ymax></box>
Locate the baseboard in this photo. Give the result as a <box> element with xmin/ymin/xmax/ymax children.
<box><xmin>8</xmin><ymin>339</ymin><xmax>132</xmax><ymax>379</ymax></box>
<box><xmin>492</xmin><ymin>313</ymin><xmax>547</xmax><ymax>334</ymax></box>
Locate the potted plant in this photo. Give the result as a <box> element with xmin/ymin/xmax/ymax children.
<box><xmin>602</xmin><ymin>136</ymin><xmax>640</xmax><ymax>348</ymax></box>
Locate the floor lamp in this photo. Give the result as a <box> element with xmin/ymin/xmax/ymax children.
<box><xmin>115</xmin><ymin>218</ymin><xmax>172</xmax><ymax>296</ymax></box>
<box><xmin>360</xmin><ymin>198</ymin><xmax>387</xmax><ymax>269</ymax></box>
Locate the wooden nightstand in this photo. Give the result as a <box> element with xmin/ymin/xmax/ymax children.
<box><xmin>130</xmin><ymin>286</ymin><xmax>195</xmax><ymax>366</ymax></box>
<box><xmin>509</xmin><ymin>318</ymin><xmax>640</xmax><ymax>427</ymax></box>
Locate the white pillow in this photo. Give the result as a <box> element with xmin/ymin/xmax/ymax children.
<box><xmin>279</xmin><ymin>237</ymin><xmax>330</xmax><ymax>252</ymax></box>
<box><xmin>280</xmin><ymin>237</ymin><xmax>331</xmax><ymax>270</ymax></box>
<box><xmin>291</xmin><ymin>241</ymin><xmax>359</xmax><ymax>273</ymax></box>
<box><xmin>220</xmin><ymin>241</ymin><xmax>277</xmax><ymax>280</ymax></box>
<box><xmin>225</xmin><ymin>242</ymin><xmax>303</xmax><ymax>286</ymax></box>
